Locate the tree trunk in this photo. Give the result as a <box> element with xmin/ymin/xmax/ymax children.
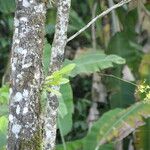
<box><xmin>43</xmin><ymin>0</ymin><xmax>71</xmax><ymax>149</ymax></box>
<box><xmin>7</xmin><ymin>0</ymin><xmax>46</xmax><ymax>149</ymax></box>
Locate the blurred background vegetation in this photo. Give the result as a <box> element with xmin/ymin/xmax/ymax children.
<box><xmin>0</xmin><ymin>0</ymin><xmax>150</xmax><ymax>150</ymax></box>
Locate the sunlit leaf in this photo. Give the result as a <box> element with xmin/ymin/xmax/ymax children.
<box><xmin>83</xmin><ymin>102</ymin><xmax>150</xmax><ymax>150</ymax></box>
<box><xmin>0</xmin><ymin>116</ymin><xmax>8</xmax><ymax>149</ymax></box>
<box><xmin>64</xmin><ymin>51</ymin><xmax>125</xmax><ymax>77</ymax></box>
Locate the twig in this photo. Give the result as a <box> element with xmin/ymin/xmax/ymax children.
<box><xmin>67</xmin><ymin>0</ymin><xmax>132</xmax><ymax>43</ymax></box>
<box><xmin>99</xmin><ymin>73</ymin><xmax>138</xmax><ymax>87</ymax></box>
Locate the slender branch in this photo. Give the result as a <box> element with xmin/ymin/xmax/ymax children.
<box><xmin>67</xmin><ymin>0</ymin><xmax>132</xmax><ymax>43</ymax></box>
<box><xmin>43</xmin><ymin>0</ymin><xmax>71</xmax><ymax>149</ymax></box>
<box><xmin>99</xmin><ymin>73</ymin><xmax>138</xmax><ymax>87</ymax></box>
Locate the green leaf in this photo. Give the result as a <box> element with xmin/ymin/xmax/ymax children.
<box><xmin>83</xmin><ymin>102</ymin><xmax>150</xmax><ymax>150</ymax></box>
<box><xmin>43</xmin><ymin>64</ymin><xmax>75</xmax><ymax>96</ymax></box>
<box><xmin>58</xmin><ymin>97</ymin><xmax>68</xmax><ymax>119</ymax></box>
<box><xmin>0</xmin><ymin>105</ymin><xmax>8</xmax><ymax>117</ymax></box>
<box><xmin>59</xmin><ymin>78</ymin><xmax>69</xmax><ymax>85</ymax></box>
<box><xmin>0</xmin><ymin>116</ymin><xmax>8</xmax><ymax>132</ymax></box>
<box><xmin>105</xmin><ymin>55</ymin><xmax>126</xmax><ymax>65</ymax></box>
<box><xmin>0</xmin><ymin>85</ymin><xmax>9</xmax><ymax>105</ymax></box>
<box><xmin>65</xmin><ymin>51</ymin><xmax>125</xmax><ymax>77</ymax></box>
<box><xmin>110</xmin><ymin>82</ymin><xmax>136</xmax><ymax>108</ymax></box>
<box><xmin>83</xmin><ymin>109</ymin><xmax>121</xmax><ymax>150</ymax></box>
<box><xmin>58</xmin><ymin>83</ymin><xmax>74</xmax><ymax>136</ymax></box>
<box><xmin>56</xmin><ymin>139</ymin><xmax>84</xmax><ymax>150</ymax></box>
<box><xmin>134</xmin><ymin>118</ymin><xmax>150</xmax><ymax>150</ymax></box>
<box><xmin>0</xmin><ymin>0</ymin><xmax>15</xmax><ymax>13</ymax></box>
<box><xmin>0</xmin><ymin>116</ymin><xmax>8</xmax><ymax>149</ymax></box>
<box><xmin>43</xmin><ymin>40</ymin><xmax>51</xmax><ymax>74</ymax></box>
<box><xmin>107</xmin><ymin>32</ymin><xmax>142</xmax><ymax>72</ymax></box>
<box><xmin>45</xmin><ymin>24</ymin><xmax>55</xmax><ymax>35</ymax></box>
<box><xmin>117</xmin><ymin>7</ymin><xmax>138</xmax><ymax>34</ymax></box>
<box><xmin>56</xmin><ymin>139</ymin><xmax>114</xmax><ymax>150</ymax></box>
<box><xmin>55</xmin><ymin>63</ymin><xmax>76</xmax><ymax>76</ymax></box>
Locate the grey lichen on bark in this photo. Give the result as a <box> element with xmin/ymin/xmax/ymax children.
<box><xmin>7</xmin><ymin>0</ymin><xmax>46</xmax><ymax>149</ymax></box>
<box><xmin>43</xmin><ymin>0</ymin><xmax>71</xmax><ymax>149</ymax></box>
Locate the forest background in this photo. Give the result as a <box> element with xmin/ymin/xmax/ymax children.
<box><xmin>0</xmin><ymin>0</ymin><xmax>150</xmax><ymax>150</ymax></box>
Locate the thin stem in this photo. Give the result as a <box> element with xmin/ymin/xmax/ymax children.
<box><xmin>67</xmin><ymin>0</ymin><xmax>131</xmax><ymax>43</ymax></box>
<box><xmin>99</xmin><ymin>73</ymin><xmax>138</xmax><ymax>87</ymax></box>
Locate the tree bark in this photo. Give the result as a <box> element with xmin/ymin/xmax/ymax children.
<box><xmin>43</xmin><ymin>0</ymin><xmax>71</xmax><ymax>149</ymax></box>
<box><xmin>7</xmin><ymin>0</ymin><xmax>46</xmax><ymax>149</ymax></box>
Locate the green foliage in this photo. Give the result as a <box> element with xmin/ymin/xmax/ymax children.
<box><xmin>0</xmin><ymin>85</ymin><xmax>9</xmax><ymax>117</ymax></box>
<box><xmin>83</xmin><ymin>109</ymin><xmax>122</xmax><ymax>150</ymax></box>
<box><xmin>43</xmin><ymin>40</ymin><xmax>52</xmax><ymax>74</ymax></box>
<box><xmin>0</xmin><ymin>86</ymin><xmax>9</xmax><ymax>149</ymax></box>
<box><xmin>0</xmin><ymin>85</ymin><xmax>9</xmax><ymax>105</ymax></box>
<box><xmin>139</xmin><ymin>54</ymin><xmax>150</xmax><ymax>79</ymax></box>
<box><xmin>69</xmin><ymin>10</ymin><xmax>91</xmax><ymax>40</ymax></box>
<box><xmin>0</xmin><ymin>0</ymin><xmax>150</xmax><ymax>149</ymax></box>
<box><xmin>57</xmin><ymin>102</ymin><xmax>150</xmax><ymax>150</ymax></box>
<box><xmin>65</xmin><ymin>51</ymin><xmax>125</xmax><ymax>77</ymax></box>
<box><xmin>45</xmin><ymin>8</ymin><xmax>56</xmax><ymax>35</ymax></box>
<box><xmin>0</xmin><ymin>116</ymin><xmax>8</xmax><ymax>150</ymax></box>
<box><xmin>107</xmin><ymin>32</ymin><xmax>142</xmax><ymax>73</ymax></box>
<box><xmin>135</xmin><ymin>56</ymin><xmax>150</xmax><ymax>150</ymax></box>
<box><xmin>117</xmin><ymin>7</ymin><xmax>138</xmax><ymax>34</ymax></box>
<box><xmin>134</xmin><ymin>119</ymin><xmax>150</xmax><ymax>150</ymax></box>
<box><xmin>56</xmin><ymin>139</ymin><xmax>83</xmax><ymax>150</ymax></box>
<box><xmin>43</xmin><ymin>64</ymin><xmax>76</xmax><ymax>96</ymax></box>
<box><xmin>106</xmin><ymin>29</ymin><xmax>142</xmax><ymax>109</ymax></box>
<box><xmin>58</xmin><ymin>83</ymin><xmax>74</xmax><ymax>136</ymax></box>
<box><xmin>0</xmin><ymin>105</ymin><xmax>8</xmax><ymax>117</ymax></box>
<box><xmin>109</xmin><ymin>81</ymin><xmax>136</xmax><ymax>108</ymax></box>
<box><xmin>56</xmin><ymin>139</ymin><xmax>84</xmax><ymax>150</ymax></box>
<box><xmin>84</xmin><ymin>102</ymin><xmax>150</xmax><ymax>150</ymax></box>
<box><xmin>56</xmin><ymin>139</ymin><xmax>114</xmax><ymax>150</ymax></box>
<box><xmin>0</xmin><ymin>0</ymin><xmax>15</xmax><ymax>14</ymax></box>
